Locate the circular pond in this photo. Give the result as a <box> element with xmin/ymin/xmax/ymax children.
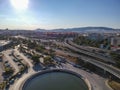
<box><xmin>22</xmin><ymin>69</ymin><xmax>88</xmax><ymax>90</ymax></box>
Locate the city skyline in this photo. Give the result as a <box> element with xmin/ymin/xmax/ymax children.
<box><xmin>0</xmin><ymin>0</ymin><xmax>120</xmax><ymax>30</ymax></box>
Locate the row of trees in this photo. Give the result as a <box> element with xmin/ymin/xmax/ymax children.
<box><xmin>44</xmin><ymin>56</ymin><xmax>54</xmax><ymax>65</ymax></box>
<box><xmin>31</xmin><ymin>54</ymin><xmax>54</xmax><ymax>66</ymax></box>
<box><xmin>73</xmin><ymin>36</ymin><xmax>110</xmax><ymax>49</ymax></box>
<box><xmin>19</xmin><ymin>39</ymin><xmax>56</xmax><ymax>66</ymax></box>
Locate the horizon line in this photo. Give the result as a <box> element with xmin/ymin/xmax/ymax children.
<box><xmin>0</xmin><ymin>26</ymin><xmax>120</xmax><ymax>31</ymax></box>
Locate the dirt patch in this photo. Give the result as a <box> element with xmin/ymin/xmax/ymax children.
<box><xmin>108</xmin><ymin>80</ymin><xmax>120</xmax><ymax>90</ymax></box>
<box><xmin>55</xmin><ymin>51</ymin><xmax>78</xmax><ymax>63</ymax></box>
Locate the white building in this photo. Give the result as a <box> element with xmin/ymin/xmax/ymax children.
<box><xmin>0</xmin><ymin>40</ymin><xmax>12</xmax><ymax>51</ymax></box>
<box><xmin>111</xmin><ymin>37</ymin><xmax>120</xmax><ymax>50</ymax></box>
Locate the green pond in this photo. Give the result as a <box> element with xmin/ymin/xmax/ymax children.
<box><xmin>23</xmin><ymin>71</ymin><xmax>88</xmax><ymax>90</ymax></box>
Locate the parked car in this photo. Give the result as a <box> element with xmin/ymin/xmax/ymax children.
<box><xmin>73</xmin><ymin>64</ymin><xmax>81</xmax><ymax>68</ymax></box>
<box><xmin>5</xmin><ymin>61</ymin><xmax>8</xmax><ymax>63</ymax></box>
<box><xmin>16</xmin><ymin>55</ymin><xmax>20</xmax><ymax>57</ymax></box>
<box><xmin>9</xmin><ymin>78</ymin><xmax>15</xmax><ymax>84</ymax></box>
<box><xmin>4</xmin><ymin>63</ymin><xmax>10</xmax><ymax>67</ymax></box>
<box><xmin>9</xmin><ymin>54</ymin><xmax>12</xmax><ymax>56</ymax></box>
<box><xmin>13</xmin><ymin>59</ymin><xmax>18</xmax><ymax>62</ymax></box>
<box><xmin>18</xmin><ymin>63</ymin><xmax>22</xmax><ymax>66</ymax></box>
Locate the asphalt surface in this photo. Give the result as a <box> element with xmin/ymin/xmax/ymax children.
<box><xmin>5</xmin><ymin>44</ymin><xmax>112</xmax><ymax>90</ymax></box>
<box><xmin>54</xmin><ymin>41</ymin><xmax>120</xmax><ymax>79</ymax></box>
<box><xmin>67</xmin><ymin>40</ymin><xmax>114</xmax><ymax>63</ymax></box>
<box><xmin>9</xmin><ymin>54</ymin><xmax>112</xmax><ymax>90</ymax></box>
<box><xmin>2</xmin><ymin>50</ymin><xmax>19</xmax><ymax>75</ymax></box>
<box><xmin>61</xmin><ymin>63</ymin><xmax>112</xmax><ymax>90</ymax></box>
<box><xmin>0</xmin><ymin>62</ymin><xmax>4</xmax><ymax>82</ymax></box>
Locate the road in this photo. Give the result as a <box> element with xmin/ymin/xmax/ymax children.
<box><xmin>0</xmin><ymin>62</ymin><xmax>4</xmax><ymax>82</ymax></box>
<box><xmin>9</xmin><ymin>48</ymin><xmax>36</xmax><ymax>90</ymax></box>
<box><xmin>14</xmin><ymin>48</ymin><xmax>34</xmax><ymax>71</ymax></box>
<box><xmin>11</xmin><ymin>62</ymin><xmax>112</xmax><ymax>90</ymax></box>
<box><xmin>66</xmin><ymin>40</ymin><xmax>115</xmax><ymax>63</ymax></box>
<box><xmin>3</xmin><ymin>40</ymin><xmax>112</xmax><ymax>90</ymax></box>
<box><xmin>67</xmin><ymin>40</ymin><xmax>114</xmax><ymax>63</ymax></box>
<box><xmin>61</xmin><ymin>63</ymin><xmax>112</xmax><ymax>90</ymax></box>
<box><xmin>65</xmin><ymin>42</ymin><xmax>120</xmax><ymax>79</ymax></box>
<box><xmin>54</xmin><ymin>41</ymin><xmax>120</xmax><ymax>79</ymax></box>
<box><xmin>10</xmin><ymin>70</ymin><xmax>36</xmax><ymax>90</ymax></box>
<box><xmin>6</xmin><ymin>45</ymin><xmax>112</xmax><ymax>90</ymax></box>
<box><xmin>53</xmin><ymin>49</ymin><xmax>114</xmax><ymax>90</ymax></box>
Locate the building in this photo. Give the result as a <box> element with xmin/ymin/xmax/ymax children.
<box><xmin>0</xmin><ymin>40</ymin><xmax>12</xmax><ymax>51</ymax></box>
<box><xmin>87</xmin><ymin>33</ymin><xmax>105</xmax><ymax>41</ymax></box>
<box><xmin>111</xmin><ymin>37</ymin><xmax>120</xmax><ymax>50</ymax></box>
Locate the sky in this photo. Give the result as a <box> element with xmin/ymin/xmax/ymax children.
<box><xmin>0</xmin><ymin>0</ymin><xmax>120</xmax><ymax>30</ymax></box>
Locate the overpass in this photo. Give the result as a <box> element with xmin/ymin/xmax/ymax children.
<box><xmin>67</xmin><ymin>40</ymin><xmax>115</xmax><ymax>64</ymax></box>
<box><xmin>54</xmin><ymin>41</ymin><xmax>120</xmax><ymax>79</ymax></box>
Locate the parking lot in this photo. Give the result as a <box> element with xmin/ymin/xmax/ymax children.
<box><xmin>0</xmin><ymin>62</ymin><xmax>4</xmax><ymax>82</ymax></box>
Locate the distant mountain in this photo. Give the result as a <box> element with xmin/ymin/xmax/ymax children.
<box><xmin>36</xmin><ymin>27</ymin><xmax>120</xmax><ymax>33</ymax></box>
<box><xmin>35</xmin><ymin>28</ymin><xmax>47</xmax><ymax>32</ymax></box>
<box><xmin>0</xmin><ymin>27</ymin><xmax>120</xmax><ymax>33</ymax></box>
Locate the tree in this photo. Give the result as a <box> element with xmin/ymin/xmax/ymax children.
<box><xmin>4</xmin><ymin>67</ymin><xmax>14</xmax><ymax>75</ymax></box>
<box><xmin>31</xmin><ymin>55</ymin><xmax>40</xmax><ymax>63</ymax></box>
<box><xmin>35</xmin><ymin>45</ymin><xmax>45</xmax><ymax>52</ymax></box>
<box><xmin>44</xmin><ymin>56</ymin><xmax>53</xmax><ymax>65</ymax></box>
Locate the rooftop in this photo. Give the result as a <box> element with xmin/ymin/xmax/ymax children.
<box><xmin>0</xmin><ymin>40</ymin><xmax>11</xmax><ymax>47</ymax></box>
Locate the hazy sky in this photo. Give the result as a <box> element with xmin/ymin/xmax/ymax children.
<box><xmin>0</xmin><ymin>0</ymin><xmax>120</xmax><ymax>30</ymax></box>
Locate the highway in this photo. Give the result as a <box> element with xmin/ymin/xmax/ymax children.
<box><xmin>11</xmin><ymin>59</ymin><xmax>112</xmax><ymax>90</ymax></box>
<box><xmin>67</xmin><ymin>40</ymin><xmax>115</xmax><ymax>64</ymax></box>
<box><xmin>7</xmin><ymin>42</ymin><xmax>112</xmax><ymax>90</ymax></box>
<box><xmin>54</xmin><ymin>41</ymin><xmax>120</xmax><ymax>79</ymax></box>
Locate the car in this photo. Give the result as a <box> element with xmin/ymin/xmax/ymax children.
<box><xmin>86</xmin><ymin>69</ymin><xmax>91</xmax><ymax>73</ymax></box>
<box><xmin>9</xmin><ymin>54</ymin><xmax>12</xmax><ymax>56</ymax></box>
<box><xmin>82</xmin><ymin>67</ymin><xmax>87</xmax><ymax>70</ymax></box>
<box><xmin>18</xmin><ymin>63</ymin><xmax>22</xmax><ymax>66</ymax></box>
<box><xmin>5</xmin><ymin>61</ymin><xmax>8</xmax><ymax>63</ymax></box>
<box><xmin>18</xmin><ymin>72</ymin><xmax>22</xmax><ymax>75</ymax></box>
<box><xmin>9</xmin><ymin>79</ymin><xmax>15</xmax><ymax>84</ymax></box>
<box><xmin>13</xmin><ymin>59</ymin><xmax>18</xmax><ymax>62</ymax></box>
<box><xmin>42</xmin><ymin>67</ymin><xmax>47</xmax><ymax>70</ymax></box>
<box><xmin>17</xmin><ymin>72</ymin><xmax>22</xmax><ymax>77</ymax></box>
<box><xmin>17</xmin><ymin>55</ymin><xmax>20</xmax><ymax>57</ymax></box>
<box><xmin>5</xmin><ymin>83</ymin><xmax>10</xmax><ymax>89</ymax></box>
<box><xmin>4</xmin><ymin>63</ymin><xmax>10</xmax><ymax>67</ymax></box>
<box><xmin>19</xmin><ymin>59</ymin><xmax>23</xmax><ymax>61</ymax></box>
<box><xmin>73</xmin><ymin>64</ymin><xmax>81</xmax><ymax>68</ymax></box>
